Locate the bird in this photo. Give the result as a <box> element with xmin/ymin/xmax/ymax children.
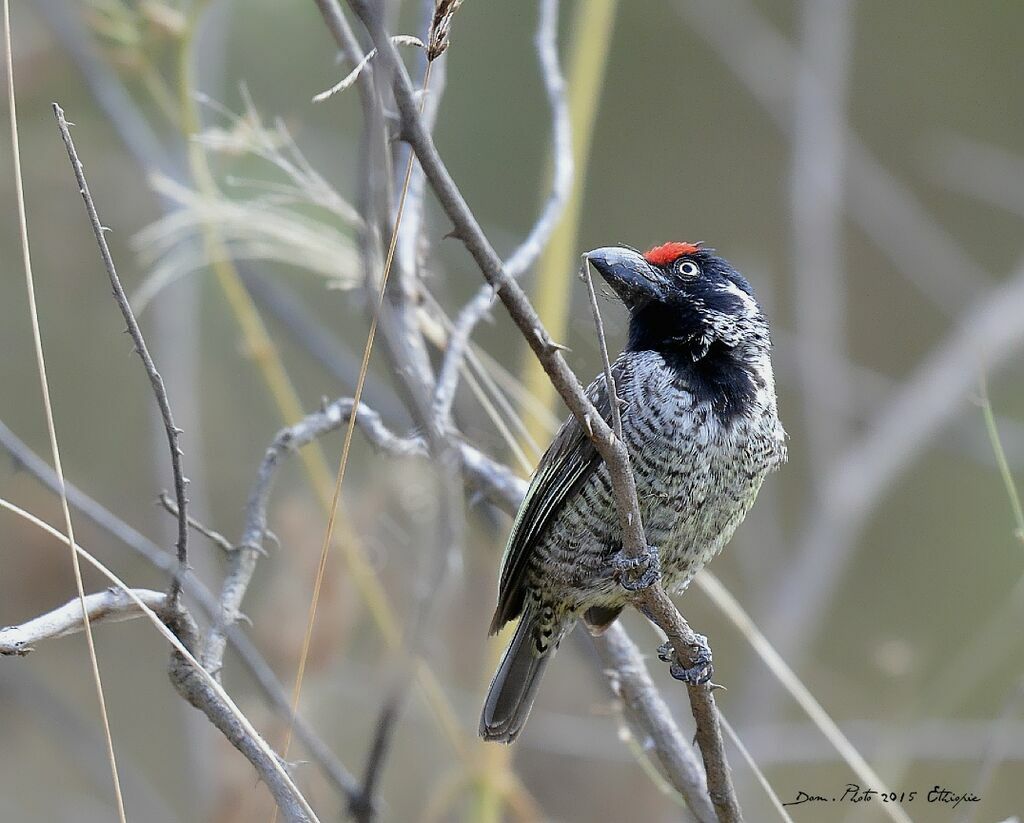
<box><xmin>479</xmin><ymin>242</ymin><xmax>787</xmax><ymax>744</ymax></box>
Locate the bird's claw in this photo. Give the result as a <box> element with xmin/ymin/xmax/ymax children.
<box><xmin>612</xmin><ymin>545</ymin><xmax>661</xmax><ymax>591</ymax></box>
<box><xmin>657</xmin><ymin>634</ymin><xmax>714</xmax><ymax>685</ymax></box>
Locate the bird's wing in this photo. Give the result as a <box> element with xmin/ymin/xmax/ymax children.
<box><xmin>489</xmin><ymin>361</ymin><xmax>623</xmax><ymax>634</ymax></box>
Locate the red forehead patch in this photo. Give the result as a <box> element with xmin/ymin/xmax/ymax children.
<box><xmin>643</xmin><ymin>242</ymin><xmax>701</xmax><ymax>266</ymax></box>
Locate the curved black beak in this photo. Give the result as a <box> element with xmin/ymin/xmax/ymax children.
<box><xmin>585</xmin><ymin>246</ymin><xmax>667</xmax><ymax>309</ymax></box>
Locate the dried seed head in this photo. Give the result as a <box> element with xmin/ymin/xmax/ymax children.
<box><xmin>428</xmin><ymin>0</ymin><xmax>463</xmax><ymax>60</ymax></box>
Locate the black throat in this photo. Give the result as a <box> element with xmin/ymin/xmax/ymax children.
<box><xmin>627</xmin><ymin>305</ymin><xmax>760</xmax><ymax>425</ymax></box>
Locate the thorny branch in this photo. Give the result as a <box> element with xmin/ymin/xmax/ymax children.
<box><xmin>0</xmin><ymin>418</ymin><xmax>361</xmax><ymax>805</ymax></box>
<box><xmin>348</xmin><ymin>2</ymin><xmax>742</xmax><ymax>819</ymax></box>
<box><xmin>46</xmin><ymin>104</ymin><xmax>358</xmax><ymax>818</ymax></box>
<box><xmin>0</xmin><ymin>500</ymin><xmax>319</xmax><ymax>822</ymax></box>
<box><xmin>158</xmin><ymin>491</ymin><xmax>234</xmax><ymax>554</ymax></box>
<box><xmin>53</xmin><ymin>103</ymin><xmax>190</xmax><ymax>606</ymax></box>
<box><xmin>203</xmin><ymin>397</ymin><xmax>426</xmax><ymax>676</ymax></box>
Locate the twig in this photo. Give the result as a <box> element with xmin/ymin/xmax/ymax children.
<box><xmin>158</xmin><ymin>492</ymin><xmax>234</xmax><ymax>554</ymax></box>
<box><xmin>595</xmin><ymin>625</ymin><xmax>718</xmax><ymax>823</ymax></box>
<box><xmin>0</xmin><ymin>497</ymin><xmax>319</xmax><ymax>823</ymax></box>
<box><xmin>204</xmin><ymin>397</ymin><xmax>425</xmax><ymax>674</ymax></box>
<box><xmin>312</xmin><ymin>35</ymin><xmax>424</xmax><ymax>103</ymax></box>
<box><xmin>581</xmin><ymin>260</ymin><xmax>623</xmax><ymax>440</ymax></box>
<box><xmin>53</xmin><ymin>102</ymin><xmax>190</xmax><ymax>606</ymax></box>
<box><xmin>349</xmin><ymin>5</ymin><xmax>742</xmax><ymax>818</ymax></box>
<box><xmin>350</xmin><ymin>685</ymin><xmax>410</xmax><ymax>823</ymax></box>
<box><xmin>432</xmin><ymin>0</ymin><xmax>572</xmax><ymax>425</ymax></box>
<box><xmin>695</xmin><ymin>573</ymin><xmax>912</xmax><ymax>823</ymax></box>
<box><xmin>271</xmin><ymin>13</ymin><xmax>446</xmax><ymax>794</ymax></box>
<box><xmin>978</xmin><ymin>375</ymin><xmax>1024</xmax><ymax>541</ymax></box>
<box><xmin>396</xmin><ymin>0</ymin><xmax>449</xmax><ymax>292</ymax></box>
<box><xmin>0</xmin><ymin>419</ymin><xmax>361</xmax><ymax>803</ymax></box>
<box><xmin>35</xmin><ymin>4</ymin><xmax>358</xmax><ymax>809</ymax></box>
<box><xmin>718</xmin><ymin>715</ymin><xmax>794</xmax><ymax>823</ymax></box>
<box><xmin>0</xmin><ymin>588</ymin><xmax>168</xmax><ymax>656</ymax></box>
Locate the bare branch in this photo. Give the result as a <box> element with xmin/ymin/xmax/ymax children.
<box><xmin>581</xmin><ymin>260</ymin><xmax>623</xmax><ymax>441</ymax></box>
<box><xmin>0</xmin><ymin>588</ymin><xmax>168</xmax><ymax>656</ymax></box>
<box><xmin>0</xmin><ymin>499</ymin><xmax>319</xmax><ymax>822</ymax></box>
<box><xmin>350</xmin><ymin>685</ymin><xmax>409</xmax><ymax>823</ymax></box>
<box><xmin>0</xmin><ymin>419</ymin><xmax>361</xmax><ymax>804</ymax></box>
<box><xmin>53</xmin><ymin>103</ymin><xmax>190</xmax><ymax>606</ymax></box>
<box><xmin>432</xmin><ymin>0</ymin><xmax>572</xmax><ymax>425</ymax></box>
<box><xmin>596</xmin><ymin>625</ymin><xmax>718</xmax><ymax>823</ymax></box>
<box><xmin>313</xmin><ymin>35</ymin><xmax>424</xmax><ymax>103</ymax></box>
<box><xmin>158</xmin><ymin>492</ymin><xmax>234</xmax><ymax>554</ymax></box>
<box><xmin>203</xmin><ymin>397</ymin><xmax>426</xmax><ymax>675</ymax></box>
<box><xmin>348</xmin><ymin>4</ymin><xmax>742</xmax><ymax>818</ymax></box>
<box><xmin>35</xmin><ymin>10</ymin><xmax>363</xmax><ymax>809</ymax></box>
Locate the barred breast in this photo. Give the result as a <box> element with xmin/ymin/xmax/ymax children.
<box><xmin>526</xmin><ymin>349</ymin><xmax>785</xmax><ymax>616</ymax></box>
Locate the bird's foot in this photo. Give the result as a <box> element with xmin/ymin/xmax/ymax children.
<box><xmin>657</xmin><ymin>634</ymin><xmax>714</xmax><ymax>686</ymax></box>
<box><xmin>612</xmin><ymin>544</ymin><xmax>661</xmax><ymax>591</ymax></box>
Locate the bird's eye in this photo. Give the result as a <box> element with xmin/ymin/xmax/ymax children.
<box><xmin>675</xmin><ymin>259</ymin><xmax>700</xmax><ymax>277</ymax></box>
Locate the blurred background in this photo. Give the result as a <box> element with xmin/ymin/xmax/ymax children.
<box><xmin>1</xmin><ymin>0</ymin><xmax>1023</xmax><ymax>821</ymax></box>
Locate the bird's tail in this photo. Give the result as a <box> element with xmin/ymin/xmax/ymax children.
<box><xmin>479</xmin><ymin>609</ymin><xmax>559</xmax><ymax>743</ymax></box>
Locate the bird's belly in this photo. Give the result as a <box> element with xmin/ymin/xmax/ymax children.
<box><xmin>535</xmin><ymin>400</ymin><xmax>781</xmax><ymax>608</ymax></box>
<box><xmin>635</xmin><ymin>418</ymin><xmax>773</xmax><ymax>589</ymax></box>
<box><xmin>528</xmin><ymin>391</ymin><xmax>782</xmax><ymax>610</ymax></box>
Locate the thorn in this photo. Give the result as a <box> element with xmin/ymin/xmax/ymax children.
<box><xmin>708</xmin><ymin>682</ymin><xmax>728</xmax><ymax>693</ymax></box>
<box><xmin>583</xmin><ymin>414</ymin><xmax>594</xmax><ymax>437</ymax></box>
<box><xmin>236</xmin><ymin>612</ymin><xmax>254</xmax><ymax>627</ymax></box>
<box><xmin>548</xmin><ymin>340</ymin><xmax>571</xmax><ymax>353</ymax></box>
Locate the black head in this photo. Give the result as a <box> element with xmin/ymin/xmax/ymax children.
<box><xmin>585</xmin><ymin>243</ymin><xmax>769</xmax><ymax>363</ymax></box>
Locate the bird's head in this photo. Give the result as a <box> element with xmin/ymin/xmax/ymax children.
<box><xmin>585</xmin><ymin>242</ymin><xmax>769</xmax><ymax>362</ymax></box>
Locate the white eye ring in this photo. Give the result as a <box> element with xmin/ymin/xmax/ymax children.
<box><xmin>676</xmin><ymin>259</ymin><xmax>700</xmax><ymax>277</ymax></box>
